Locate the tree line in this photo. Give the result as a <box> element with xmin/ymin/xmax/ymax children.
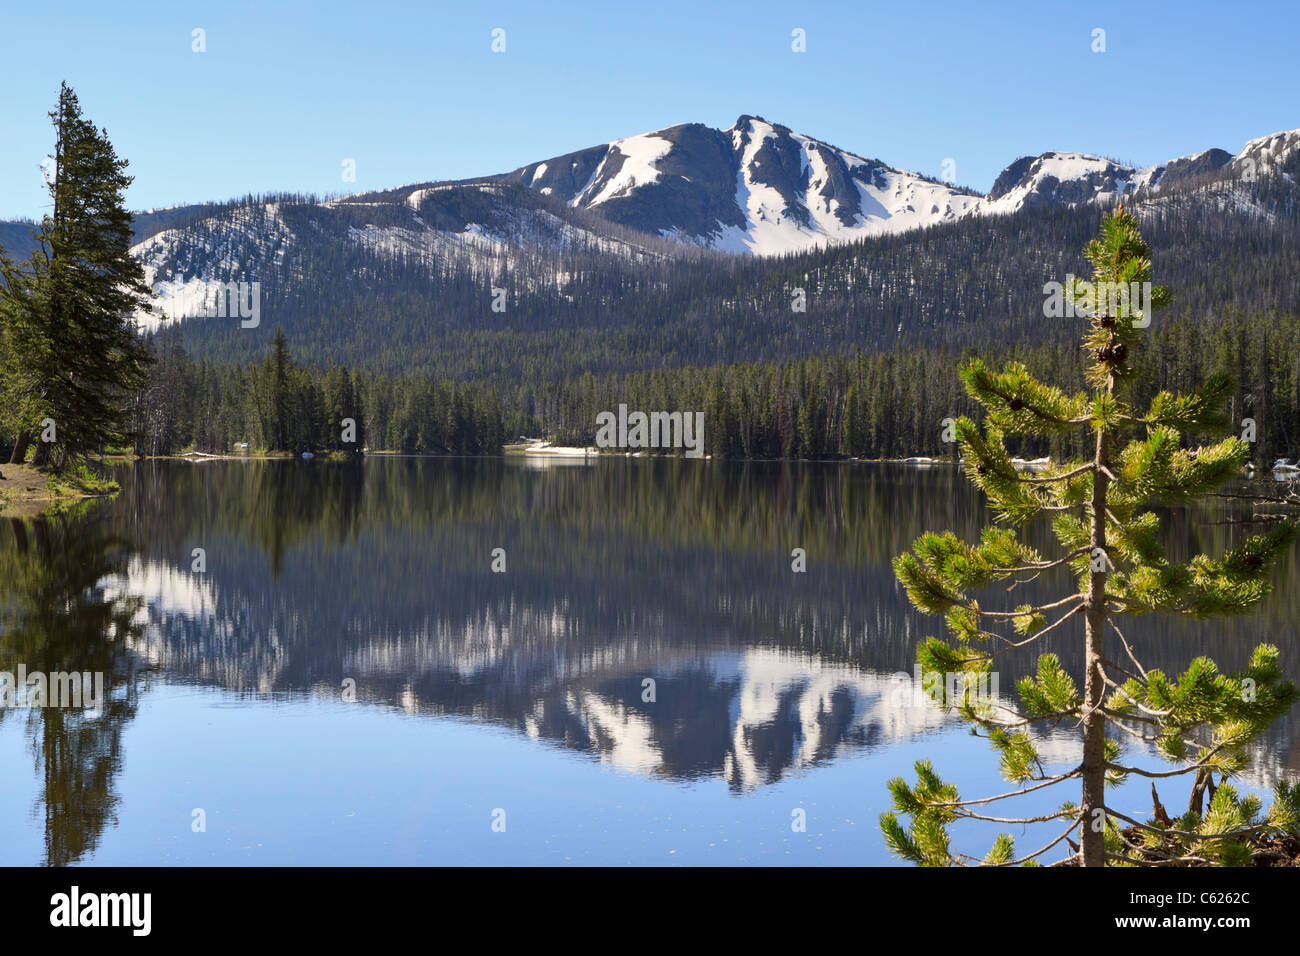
<box><xmin>116</xmin><ymin>305</ymin><xmax>1300</xmax><ymax>465</ymax></box>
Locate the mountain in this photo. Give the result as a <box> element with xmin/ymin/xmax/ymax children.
<box><xmin>500</xmin><ymin>115</ymin><xmax>983</xmax><ymax>254</ymax></box>
<box><xmin>119</xmin><ymin>117</ymin><xmax>1300</xmax><ymax>344</ymax></box>
<box><xmin>501</xmin><ymin>116</ymin><xmax>1300</xmax><ymax>250</ymax></box>
<box><xmin>978</xmin><ymin>145</ymin><xmax>1262</xmax><ymax>216</ymax></box>
<box><xmin>3</xmin><ymin>117</ymin><xmax>1295</xmax><ymax>272</ymax></box>
<box><xmin>128</xmin><ymin>182</ymin><xmax>678</xmax><ymax>332</ymax></box>
<box><xmin>1</xmin><ymin>117</ymin><xmax>1298</xmax><ymax>377</ymax></box>
<box><xmin>1233</xmin><ymin>128</ymin><xmax>1300</xmax><ymax>181</ymax></box>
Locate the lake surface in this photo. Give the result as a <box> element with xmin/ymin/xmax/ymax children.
<box><xmin>2</xmin><ymin>458</ymin><xmax>1298</xmax><ymax>866</ymax></box>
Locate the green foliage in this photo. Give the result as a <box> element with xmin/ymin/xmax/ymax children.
<box><xmin>880</xmin><ymin>760</ymin><xmax>960</xmax><ymax>866</ymax></box>
<box><xmin>0</xmin><ymin>83</ymin><xmax>152</xmax><ymax>468</ymax></box>
<box><xmin>983</xmin><ymin>833</ymin><xmax>1016</xmax><ymax>865</ymax></box>
<box><xmin>961</xmin><ymin>360</ymin><xmax>1088</xmax><ymax>433</ymax></box>
<box><xmin>12</xmin><ymin>305</ymin><xmax>1300</xmax><ymax>466</ymax></box>
<box><xmin>882</xmin><ymin>209</ymin><xmax>1299</xmax><ymax>867</ymax></box>
<box><xmin>1017</xmin><ymin>654</ymin><xmax>1080</xmax><ymax>717</ymax></box>
<box><xmin>1145</xmin><ymin>372</ymin><xmax>1233</xmax><ymax>433</ymax></box>
<box><xmin>990</xmin><ymin>727</ymin><xmax>1039</xmax><ymax>782</ymax></box>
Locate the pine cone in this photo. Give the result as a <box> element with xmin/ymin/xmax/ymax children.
<box><xmin>1094</xmin><ymin>343</ymin><xmax>1128</xmax><ymax>365</ymax></box>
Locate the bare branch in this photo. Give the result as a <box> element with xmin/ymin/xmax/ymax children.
<box><xmin>1015</xmin><ymin>463</ymin><xmax>1095</xmax><ymax>485</ymax></box>
<box><xmin>1108</xmin><ymin>618</ymin><xmax>1149</xmax><ymax>681</ymax></box>
<box><xmin>929</xmin><ymin>768</ymin><xmax>1081</xmax><ymax>808</ymax></box>
<box><xmin>975</xmin><ymin>594</ymin><xmax>1084</xmax><ymax>618</ymax></box>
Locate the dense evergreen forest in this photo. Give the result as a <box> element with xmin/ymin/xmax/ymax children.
<box><xmin>124</xmin><ymin>305</ymin><xmax>1300</xmax><ymax>463</ymax></box>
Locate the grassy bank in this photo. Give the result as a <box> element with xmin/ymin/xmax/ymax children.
<box><xmin>0</xmin><ymin>462</ymin><xmax>119</xmax><ymax>514</ymax></box>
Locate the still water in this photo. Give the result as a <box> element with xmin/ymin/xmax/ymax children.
<box><xmin>1</xmin><ymin>458</ymin><xmax>1297</xmax><ymax>865</ymax></box>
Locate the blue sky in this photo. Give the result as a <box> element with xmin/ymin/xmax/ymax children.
<box><xmin>1</xmin><ymin>0</ymin><xmax>1296</xmax><ymax>219</ymax></box>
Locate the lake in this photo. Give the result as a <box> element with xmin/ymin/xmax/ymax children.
<box><xmin>2</xmin><ymin>457</ymin><xmax>1297</xmax><ymax>866</ymax></box>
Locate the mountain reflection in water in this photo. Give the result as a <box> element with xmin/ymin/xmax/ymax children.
<box><xmin>2</xmin><ymin>458</ymin><xmax>1297</xmax><ymax>864</ymax></box>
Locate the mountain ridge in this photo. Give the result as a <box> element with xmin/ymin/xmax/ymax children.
<box><xmin>493</xmin><ymin>114</ymin><xmax>1299</xmax><ymax>252</ymax></box>
<box><xmin>2</xmin><ymin>115</ymin><xmax>1295</xmax><ymax>267</ymax></box>
<box><xmin>1</xmin><ymin>115</ymin><xmax>1298</xmax><ymax>379</ymax></box>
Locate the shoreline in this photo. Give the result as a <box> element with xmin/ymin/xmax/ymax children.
<box><xmin>109</xmin><ymin>450</ymin><xmax>972</xmax><ymax>464</ymax></box>
<box><xmin>0</xmin><ymin>463</ymin><xmax>118</xmax><ymax>515</ymax></box>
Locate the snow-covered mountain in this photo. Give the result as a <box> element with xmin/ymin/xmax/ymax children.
<box><xmin>2</xmin><ymin>114</ymin><xmax>1297</xmax><ymax>343</ymax></box>
<box><xmin>1233</xmin><ymin>128</ymin><xmax>1300</xmax><ymax>181</ymax></box>
<box><xmin>501</xmin><ymin>115</ymin><xmax>1300</xmax><ymax>253</ymax></box>
<box><xmin>974</xmin><ymin>129</ymin><xmax>1300</xmax><ymax>220</ymax></box>
<box><xmin>977</xmin><ymin>146</ymin><xmax>1253</xmax><ymax>216</ymax></box>
<box><xmin>501</xmin><ymin>115</ymin><xmax>983</xmax><ymax>254</ymax></box>
<box><xmin>125</xmin><ymin>181</ymin><xmax>678</xmax><ymax>331</ymax></box>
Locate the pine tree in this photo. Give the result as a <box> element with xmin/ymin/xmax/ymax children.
<box><xmin>2</xmin><ymin>82</ymin><xmax>153</xmax><ymax>468</ymax></box>
<box><xmin>882</xmin><ymin>208</ymin><xmax>1300</xmax><ymax>867</ymax></box>
<box><xmin>258</xmin><ymin>328</ymin><xmax>293</xmax><ymax>451</ymax></box>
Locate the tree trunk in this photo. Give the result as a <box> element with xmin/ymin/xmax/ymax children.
<box><xmin>8</xmin><ymin>429</ymin><xmax>31</xmax><ymax>465</ymax></box>
<box><xmin>1187</xmin><ymin>767</ymin><xmax>1212</xmax><ymax>817</ymax></box>
<box><xmin>31</xmin><ymin>439</ymin><xmax>51</xmax><ymax>469</ymax></box>
<box><xmin>10</xmin><ymin>517</ymin><xmax>29</xmax><ymax>555</ymax></box>
<box><xmin>1081</xmin><ymin>421</ymin><xmax>1110</xmax><ymax>866</ymax></box>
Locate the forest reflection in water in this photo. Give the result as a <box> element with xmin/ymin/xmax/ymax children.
<box><xmin>2</xmin><ymin>457</ymin><xmax>1297</xmax><ymax>865</ymax></box>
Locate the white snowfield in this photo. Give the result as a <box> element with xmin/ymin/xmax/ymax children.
<box><xmin>574</xmin><ymin>131</ymin><xmax>675</xmax><ymax>207</ymax></box>
<box><xmin>132</xmin><ymin>203</ymin><xmax>294</xmax><ymax>332</ymax></box>
<box><xmin>702</xmin><ymin>118</ymin><xmax>979</xmax><ymax>255</ymax></box>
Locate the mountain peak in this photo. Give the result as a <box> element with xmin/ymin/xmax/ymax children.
<box><xmin>501</xmin><ymin>116</ymin><xmax>980</xmax><ymax>254</ymax></box>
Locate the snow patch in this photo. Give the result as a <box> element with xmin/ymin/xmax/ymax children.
<box><xmin>576</xmin><ymin>132</ymin><xmax>675</xmax><ymax>206</ymax></box>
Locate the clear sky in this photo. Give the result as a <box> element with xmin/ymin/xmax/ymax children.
<box><xmin>1</xmin><ymin>0</ymin><xmax>1296</xmax><ymax>219</ymax></box>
